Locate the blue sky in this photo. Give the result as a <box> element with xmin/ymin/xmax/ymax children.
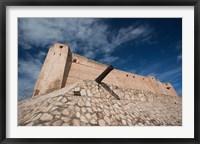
<box><xmin>18</xmin><ymin>18</ymin><xmax>182</xmax><ymax>96</ymax></box>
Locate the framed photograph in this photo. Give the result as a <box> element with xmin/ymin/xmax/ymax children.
<box><xmin>0</xmin><ymin>0</ymin><xmax>199</xmax><ymax>143</ymax></box>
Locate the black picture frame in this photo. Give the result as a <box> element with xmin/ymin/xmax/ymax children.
<box><xmin>0</xmin><ymin>0</ymin><xmax>199</xmax><ymax>143</ymax></box>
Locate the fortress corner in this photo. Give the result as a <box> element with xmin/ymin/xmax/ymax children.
<box><xmin>32</xmin><ymin>43</ymin><xmax>72</xmax><ymax>97</ymax></box>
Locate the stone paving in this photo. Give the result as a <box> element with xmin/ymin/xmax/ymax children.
<box><xmin>18</xmin><ymin>80</ymin><xmax>182</xmax><ymax>126</ymax></box>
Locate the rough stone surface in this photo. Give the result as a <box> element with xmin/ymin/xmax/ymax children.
<box><xmin>76</xmin><ymin>112</ymin><xmax>81</xmax><ymax>118</ymax></box>
<box><xmin>62</xmin><ymin>109</ymin><xmax>70</xmax><ymax>116</ymax></box>
<box><xmin>80</xmin><ymin>89</ymin><xmax>87</xmax><ymax>96</ymax></box>
<box><xmin>18</xmin><ymin>80</ymin><xmax>182</xmax><ymax>126</ymax></box>
<box><xmin>98</xmin><ymin>119</ymin><xmax>106</xmax><ymax>126</ymax></box>
<box><xmin>61</xmin><ymin>117</ymin><xmax>70</xmax><ymax>123</ymax></box>
<box><xmin>73</xmin><ymin>119</ymin><xmax>80</xmax><ymax>126</ymax></box>
<box><xmin>40</xmin><ymin>113</ymin><xmax>53</xmax><ymax>122</ymax></box>
<box><xmin>78</xmin><ymin>99</ymin><xmax>85</xmax><ymax>107</ymax></box>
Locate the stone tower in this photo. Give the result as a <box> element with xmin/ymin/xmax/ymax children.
<box><xmin>32</xmin><ymin>43</ymin><xmax>72</xmax><ymax>97</ymax></box>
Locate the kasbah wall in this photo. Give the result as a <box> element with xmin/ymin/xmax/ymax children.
<box><xmin>32</xmin><ymin>43</ymin><xmax>178</xmax><ymax>97</ymax></box>
<box><xmin>18</xmin><ymin>43</ymin><xmax>182</xmax><ymax>126</ymax></box>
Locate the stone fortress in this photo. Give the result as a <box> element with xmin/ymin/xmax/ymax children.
<box><xmin>18</xmin><ymin>43</ymin><xmax>182</xmax><ymax>126</ymax></box>
<box><xmin>32</xmin><ymin>43</ymin><xmax>177</xmax><ymax>97</ymax></box>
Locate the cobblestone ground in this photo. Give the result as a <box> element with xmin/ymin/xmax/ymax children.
<box><xmin>18</xmin><ymin>80</ymin><xmax>182</xmax><ymax>126</ymax></box>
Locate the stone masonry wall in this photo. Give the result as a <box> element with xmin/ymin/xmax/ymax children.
<box><xmin>32</xmin><ymin>43</ymin><xmax>178</xmax><ymax>97</ymax></box>
<box><xmin>18</xmin><ymin>80</ymin><xmax>182</xmax><ymax>126</ymax></box>
<box><xmin>68</xmin><ymin>53</ymin><xmax>178</xmax><ymax>96</ymax></box>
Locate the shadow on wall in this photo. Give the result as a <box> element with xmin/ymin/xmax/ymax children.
<box><xmin>61</xmin><ymin>52</ymin><xmax>72</xmax><ymax>88</ymax></box>
<box><xmin>100</xmin><ymin>82</ymin><xmax>120</xmax><ymax>100</ymax></box>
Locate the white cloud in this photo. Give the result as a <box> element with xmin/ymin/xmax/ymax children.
<box><xmin>176</xmin><ymin>41</ymin><xmax>182</xmax><ymax>50</ymax></box>
<box><xmin>99</xmin><ymin>55</ymin><xmax>119</xmax><ymax>64</ymax></box>
<box><xmin>18</xmin><ymin>18</ymin><xmax>154</xmax><ymax>94</ymax></box>
<box><xmin>135</xmin><ymin>62</ymin><xmax>163</xmax><ymax>76</ymax></box>
<box><xmin>157</xmin><ymin>67</ymin><xmax>182</xmax><ymax>81</ymax></box>
<box><xmin>18</xmin><ymin>53</ymin><xmax>43</xmax><ymax>91</ymax></box>
<box><xmin>177</xmin><ymin>54</ymin><xmax>182</xmax><ymax>62</ymax></box>
<box><xmin>18</xmin><ymin>18</ymin><xmax>153</xmax><ymax>60</ymax></box>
